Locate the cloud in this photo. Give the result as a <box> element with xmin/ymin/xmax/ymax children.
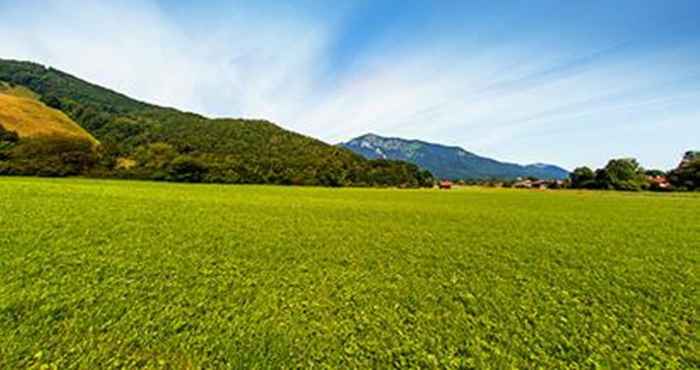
<box><xmin>0</xmin><ymin>0</ymin><xmax>698</xmax><ymax>170</ymax></box>
<box><xmin>0</xmin><ymin>0</ymin><xmax>329</xmax><ymax>119</ymax></box>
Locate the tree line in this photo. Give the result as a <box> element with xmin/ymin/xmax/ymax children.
<box><xmin>0</xmin><ymin>124</ymin><xmax>433</xmax><ymax>187</ymax></box>
<box><xmin>569</xmin><ymin>153</ymin><xmax>698</xmax><ymax>191</ymax></box>
<box><xmin>442</xmin><ymin>153</ymin><xmax>698</xmax><ymax>192</ymax></box>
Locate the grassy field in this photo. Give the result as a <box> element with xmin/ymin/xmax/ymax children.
<box><xmin>0</xmin><ymin>177</ymin><xmax>698</xmax><ymax>369</ymax></box>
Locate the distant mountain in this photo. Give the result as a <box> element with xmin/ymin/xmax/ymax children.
<box><xmin>340</xmin><ymin>134</ymin><xmax>569</xmax><ymax>180</ymax></box>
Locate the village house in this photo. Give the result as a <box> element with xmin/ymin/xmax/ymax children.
<box><xmin>513</xmin><ymin>178</ymin><xmax>565</xmax><ymax>190</ymax></box>
<box><xmin>647</xmin><ymin>175</ymin><xmax>671</xmax><ymax>190</ymax></box>
<box><xmin>513</xmin><ymin>179</ymin><xmax>533</xmax><ymax>189</ymax></box>
<box><xmin>438</xmin><ymin>180</ymin><xmax>453</xmax><ymax>190</ymax></box>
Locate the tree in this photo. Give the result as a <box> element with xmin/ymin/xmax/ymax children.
<box><xmin>417</xmin><ymin>169</ymin><xmax>435</xmax><ymax>188</ymax></box>
<box><xmin>167</xmin><ymin>155</ymin><xmax>208</xmax><ymax>183</ymax></box>
<box><xmin>669</xmin><ymin>154</ymin><xmax>700</xmax><ymax>191</ymax></box>
<box><xmin>599</xmin><ymin>158</ymin><xmax>647</xmax><ymax>191</ymax></box>
<box><xmin>680</xmin><ymin>151</ymin><xmax>699</xmax><ymax>165</ymax></box>
<box><xmin>42</xmin><ymin>94</ymin><xmax>62</xmax><ymax>110</ymax></box>
<box><xmin>594</xmin><ymin>168</ymin><xmax>613</xmax><ymax>189</ymax></box>
<box><xmin>570</xmin><ymin>166</ymin><xmax>595</xmax><ymax>189</ymax></box>
<box><xmin>134</xmin><ymin>142</ymin><xmax>177</xmax><ymax>170</ymax></box>
<box><xmin>318</xmin><ymin>167</ymin><xmax>347</xmax><ymax>187</ymax></box>
<box><xmin>0</xmin><ymin>125</ymin><xmax>19</xmax><ymax>159</ymax></box>
<box><xmin>4</xmin><ymin>137</ymin><xmax>97</xmax><ymax>176</ymax></box>
<box><xmin>644</xmin><ymin>169</ymin><xmax>666</xmax><ymax>177</ymax></box>
<box><xmin>0</xmin><ymin>125</ymin><xmax>19</xmax><ymax>144</ymax></box>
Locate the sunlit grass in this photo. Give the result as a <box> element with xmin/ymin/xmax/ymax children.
<box><xmin>0</xmin><ymin>177</ymin><xmax>697</xmax><ymax>368</ymax></box>
<box><xmin>0</xmin><ymin>93</ymin><xmax>96</xmax><ymax>143</ymax></box>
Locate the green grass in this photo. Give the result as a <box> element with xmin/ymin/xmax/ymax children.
<box><xmin>0</xmin><ymin>178</ymin><xmax>698</xmax><ymax>369</ymax></box>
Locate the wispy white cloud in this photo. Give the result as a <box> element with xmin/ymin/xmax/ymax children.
<box><xmin>0</xmin><ymin>0</ymin><xmax>330</xmax><ymax>118</ymax></box>
<box><xmin>0</xmin><ymin>0</ymin><xmax>698</xmax><ymax>169</ymax></box>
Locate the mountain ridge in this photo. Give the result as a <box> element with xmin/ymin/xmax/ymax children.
<box><xmin>340</xmin><ymin>133</ymin><xmax>569</xmax><ymax>180</ymax></box>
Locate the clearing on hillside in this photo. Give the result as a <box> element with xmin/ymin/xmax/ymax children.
<box><xmin>0</xmin><ymin>178</ymin><xmax>698</xmax><ymax>368</ymax></box>
<box><xmin>0</xmin><ymin>92</ymin><xmax>97</xmax><ymax>143</ymax></box>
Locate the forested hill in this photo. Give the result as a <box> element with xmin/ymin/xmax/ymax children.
<box><xmin>0</xmin><ymin>59</ymin><xmax>433</xmax><ymax>187</ymax></box>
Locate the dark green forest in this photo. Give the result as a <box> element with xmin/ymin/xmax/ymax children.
<box><xmin>0</xmin><ymin>59</ymin><xmax>433</xmax><ymax>187</ymax></box>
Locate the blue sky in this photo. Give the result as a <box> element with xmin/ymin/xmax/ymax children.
<box><xmin>1</xmin><ymin>0</ymin><xmax>699</xmax><ymax>169</ymax></box>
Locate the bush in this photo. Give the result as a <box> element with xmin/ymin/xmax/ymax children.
<box><xmin>592</xmin><ymin>159</ymin><xmax>647</xmax><ymax>191</ymax></box>
<box><xmin>0</xmin><ymin>124</ymin><xmax>19</xmax><ymax>143</ymax></box>
<box><xmin>669</xmin><ymin>158</ymin><xmax>699</xmax><ymax>191</ymax></box>
<box><xmin>167</xmin><ymin>155</ymin><xmax>208</xmax><ymax>183</ymax></box>
<box><xmin>4</xmin><ymin>137</ymin><xmax>97</xmax><ymax>176</ymax></box>
<box><xmin>570</xmin><ymin>167</ymin><xmax>595</xmax><ymax>189</ymax></box>
<box><xmin>41</xmin><ymin>94</ymin><xmax>63</xmax><ymax>110</ymax></box>
<box><xmin>134</xmin><ymin>143</ymin><xmax>177</xmax><ymax>170</ymax></box>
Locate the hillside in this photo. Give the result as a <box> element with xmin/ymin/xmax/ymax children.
<box><xmin>0</xmin><ymin>59</ymin><xmax>432</xmax><ymax>187</ymax></box>
<box><xmin>340</xmin><ymin>134</ymin><xmax>569</xmax><ymax>180</ymax></box>
<box><xmin>0</xmin><ymin>91</ymin><xmax>96</xmax><ymax>143</ymax></box>
<box><xmin>0</xmin><ymin>81</ymin><xmax>40</xmax><ymax>99</ymax></box>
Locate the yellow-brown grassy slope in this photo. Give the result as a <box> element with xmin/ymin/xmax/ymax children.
<box><xmin>0</xmin><ymin>90</ymin><xmax>97</xmax><ymax>144</ymax></box>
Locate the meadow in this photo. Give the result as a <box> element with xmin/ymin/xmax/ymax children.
<box><xmin>0</xmin><ymin>91</ymin><xmax>96</xmax><ymax>143</ymax></box>
<box><xmin>0</xmin><ymin>177</ymin><xmax>698</xmax><ymax>369</ymax></box>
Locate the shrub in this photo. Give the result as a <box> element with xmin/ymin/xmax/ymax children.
<box><xmin>167</xmin><ymin>155</ymin><xmax>208</xmax><ymax>183</ymax></box>
<box><xmin>669</xmin><ymin>158</ymin><xmax>699</xmax><ymax>191</ymax></box>
<box><xmin>5</xmin><ymin>137</ymin><xmax>97</xmax><ymax>176</ymax></box>
<box><xmin>0</xmin><ymin>124</ymin><xmax>19</xmax><ymax>143</ymax></box>
<box><xmin>570</xmin><ymin>167</ymin><xmax>596</xmax><ymax>189</ymax></box>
